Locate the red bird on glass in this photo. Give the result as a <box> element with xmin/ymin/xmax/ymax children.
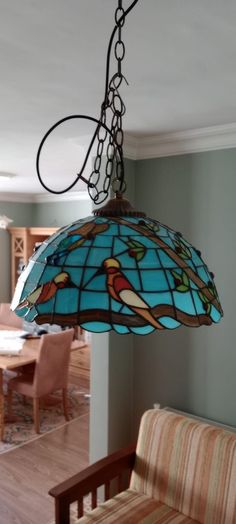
<box><xmin>16</xmin><ymin>272</ymin><xmax>73</xmax><ymax>311</ymax></box>
<box><xmin>102</xmin><ymin>258</ymin><xmax>163</xmax><ymax>329</ymax></box>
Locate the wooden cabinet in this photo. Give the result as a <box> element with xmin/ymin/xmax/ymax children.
<box><xmin>8</xmin><ymin>227</ymin><xmax>57</xmax><ymax>295</ymax></box>
<box><xmin>69</xmin><ymin>344</ymin><xmax>90</xmax><ymax>382</ymax></box>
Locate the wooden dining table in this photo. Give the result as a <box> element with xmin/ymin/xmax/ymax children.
<box><xmin>0</xmin><ymin>324</ymin><xmax>85</xmax><ymax>440</ymax></box>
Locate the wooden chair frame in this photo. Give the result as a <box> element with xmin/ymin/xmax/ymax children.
<box><xmin>49</xmin><ymin>443</ymin><xmax>136</xmax><ymax>524</ymax></box>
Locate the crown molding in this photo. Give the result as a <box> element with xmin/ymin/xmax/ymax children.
<box><xmin>0</xmin><ymin>193</ymin><xmax>34</xmax><ymax>203</ymax></box>
<box><xmin>123</xmin><ymin>134</ymin><xmax>139</xmax><ymax>160</ymax></box>
<box><xmin>1</xmin><ymin>123</ymin><xmax>236</xmax><ymax>204</ymax></box>
<box><xmin>0</xmin><ymin>191</ymin><xmax>90</xmax><ymax>204</ymax></box>
<box><xmin>124</xmin><ymin>123</ymin><xmax>236</xmax><ymax>160</ymax></box>
<box><xmin>34</xmin><ymin>191</ymin><xmax>90</xmax><ymax>203</ymax></box>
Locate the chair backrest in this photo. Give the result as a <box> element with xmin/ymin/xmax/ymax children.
<box><xmin>130</xmin><ymin>409</ymin><xmax>236</xmax><ymax>524</ymax></box>
<box><xmin>33</xmin><ymin>329</ymin><xmax>74</xmax><ymax>397</ymax></box>
<box><xmin>0</xmin><ymin>302</ymin><xmax>23</xmax><ymax>329</ymax></box>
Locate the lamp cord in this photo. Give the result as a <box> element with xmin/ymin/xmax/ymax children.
<box><xmin>36</xmin><ymin>0</ymin><xmax>139</xmax><ymax>202</ymax></box>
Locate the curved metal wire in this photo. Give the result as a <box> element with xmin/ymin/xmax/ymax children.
<box><xmin>36</xmin><ymin>115</ymin><xmax>122</xmax><ymax>195</ymax></box>
<box><xmin>36</xmin><ymin>0</ymin><xmax>140</xmax><ymax>197</ymax></box>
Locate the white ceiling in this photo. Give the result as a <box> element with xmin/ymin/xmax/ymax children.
<box><xmin>1</xmin><ymin>0</ymin><xmax>236</xmax><ymax>194</ymax></box>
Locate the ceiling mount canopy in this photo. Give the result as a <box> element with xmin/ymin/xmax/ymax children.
<box><xmin>11</xmin><ymin>0</ymin><xmax>223</xmax><ymax>335</ymax></box>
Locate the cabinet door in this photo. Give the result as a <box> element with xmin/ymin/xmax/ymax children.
<box><xmin>10</xmin><ymin>228</ymin><xmax>28</xmax><ymax>295</ymax></box>
<box><xmin>9</xmin><ymin>227</ymin><xmax>58</xmax><ymax>295</ymax></box>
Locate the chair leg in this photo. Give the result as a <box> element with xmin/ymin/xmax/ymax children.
<box><xmin>7</xmin><ymin>389</ymin><xmax>13</xmax><ymax>417</ymax></box>
<box><xmin>33</xmin><ymin>398</ymin><xmax>40</xmax><ymax>433</ymax></box>
<box><xmin>62</xmin><ymin>388</ymin><xmax>69</xmax><ymax>421</ymax></box>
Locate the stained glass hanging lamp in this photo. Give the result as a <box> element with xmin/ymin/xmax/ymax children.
<box><xmin>11</xmin><ymin>0</ymin><xmax>223</xmax><ymax>335</ymax></box>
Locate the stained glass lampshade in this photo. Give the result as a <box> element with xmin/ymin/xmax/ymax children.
<box><xmin>11</xmin><ymin>196</ymin><xmax>223</xmax><ymax>335</ymax></box>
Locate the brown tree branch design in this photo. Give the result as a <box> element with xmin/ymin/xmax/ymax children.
<box><xmin>112</xmin><ymin>217</ymin><xmax>223</xmax><ymax>315</ymax></box>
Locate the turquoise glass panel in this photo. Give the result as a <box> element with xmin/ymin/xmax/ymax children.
<box><xmin>87</xmin><ymin>247</ymin><xmax>111</xmax><ymax>266</ymax></box>
<box><xmin>210</xmin><ymin>305</ymin><xmax>222</xmax><ymax>323</ymax></box>
<box><xmin>192</xmin><ymin>290</ymin><xmax>206</xmax><ymax>315</ymax></box>
<box><xmin>24</xmin><ymin>308</ymin><xmax>38</xmax><ymax>322</ymax></box>
<box><xmin>190</xmin><ymin>249</ymin><xmax>203</xmax><ymax>266</ymax></box>
<box><xmin>122</xmin><ymin>270</ymin><xmax>141</xmax><ymax>289</ymax></box>
<box><xmin>104</xmin><ymin>224</ymin><xmax>119</xmax><ymax>235</ymax></box>
<box><xmin>84</xmin><ymin>273</ymin><xmax>106</xmax><ymax>291</ymax></box>
<box><xmin>197</xmin><ymin>266</ymin><xmax>210</xmax><ymax>283</ymax></box>
<box><xmin>81</xmin><ymin>322</ymin><xmax>111</xmax><ymax>332</ymax></box>
<box><xmin>158</xmin><ymin>250</ymin><xmax>178</xmax><ymax>269</ymax></box>
<box><xmin>161</xmin><ymin>237</ymin><xmax>176</xmax><ymax>249</ymax></box>
<box><xmin>19</xmin><ymin>281</ymin><xmax>39</xmax><ymax>302</ymax></box>
<box><xmin>80</xmin><ymin>291</ymin><xmax>109</xmax><ymax>310</ymax></box>
<box><xmin>113</xmin><ymin>324</ymin><xmax>130</xmax><ymax>334</ymax></box>
<box><xmin>40</xmin><ymin>266</ymin><xmax>63</xmax><ymax>284</ymax></box>
<box><xmin>159</xmin><ymin>317</ymin><xmax>180</xmax><ymax>329</ymax></box>
<box><xmin>93</xmin><ymin>235</ymin><xmax>112</xmax><ymax>248</ymax></box>
<box><xmin>131</xmin><ymin>325</ymin><xmax>155</xmax><ymax>335</ymax></box>
<box><xmin>131</xmin><ymin>236</ymin><xmax>159</xmax><ymax>249</ymax></box>
<box><xmin>118</xmin><ymin>305</ymin><xmax>135</xmax><ymax>315</ymax></box>
<box><xmin>138</xmin><ymin>249</ymin><xmax>161</xmax><ymax>269</ymax></box>
<box><xmin>141</xmin><ymin>291</ymin><xmax>173</xmax><ymax>308</ymax></box>
<box><xmin>117</xmin><ymin>253</ymin><xmax>137</xmax><ymax>269</ymax></box>
<box><xmin>37</xmin><ymin>297</ymin><xmax>55</xmax><ymax>314</ymax></box>
<box><xmin>82</xmin><ymin>268</ymin><xmax>102</xmax><ymax>289</ymax></box>
<box><xmin>61</xmin><ymin>252</ymin><xmax>81</xmax><ymax>267</ymax></box>
<box><xmin>111</xmin><ymin>299</ymin><xmax>124</xmax><ymax>312</ymax></box>
<box><xmin>68</xmin><ymin>247</ymin><xmax>89</xmax><ymax>265</ymax></box>
<box><xmin>113</xmin><ymin>238</ymin><xmax>129</xmax><ymax>254</ymax></box>
<box><xmin>66</xmin><ymin>268</ymin><xmax>83</xmax><ymax>287</ymax></box>
<box><xmin>11</xmin><ymin>213</ymin><xmax>223</xmax><ymax>334</ymax></box>
<box><xmin>55</xmin><ymin>289</ymin><xmax>79</xmax><ymax>314</ymax></box>
<box><xmin>185</xmin><ymin>260</ymin><xmax>198</xmax><ymax>272</ymax></box>
<box><xmin>173</xmin><ymin>291</ymin><xmax>196</xmax><ymax>315</ymax></box>
<box><xmin>155</xmin><ymin>226</ymin><xmax>169</xmax><ymax>238</ymax></box>
<box><xmin>141</xmin><ymin>269</ymin><xmax>168</xmax><ymax>292</ymax></box>
<box><xmin>165</xmin><ymin>270</ymin><xmax>177</xmax><ymax>290</ymax></box>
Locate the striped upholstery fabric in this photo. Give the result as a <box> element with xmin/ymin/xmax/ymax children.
<box><xmin>77</xmin><ymin>489</ymin><xmax>199</xmax><ymax>523</ymax></box>
<box><xmin>130</xmin><ymin>409</ymin><xmax>236</xmax><ymax>524</ymax></box>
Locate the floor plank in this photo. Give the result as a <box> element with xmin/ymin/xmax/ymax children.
<box><xmin>0</xmin><ymin>413</ymin><xmax>89</xmax><ymax>524</ymax></box>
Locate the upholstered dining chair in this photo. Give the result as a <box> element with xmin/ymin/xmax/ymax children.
<box><xmin>0</xmin><ymin>303</ymin><xmax>23</xmax><ymax>329</ymax></box>
<box><xmin>7</xmin><ymin>329</ymin><xmax>74</xmax><ymax>433</ymax></box>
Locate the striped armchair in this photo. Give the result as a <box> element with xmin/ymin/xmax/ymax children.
<box><xmin>50</xmin><ymin>409</ymin><xmax>236</xmax><ymax>524</ymax></box>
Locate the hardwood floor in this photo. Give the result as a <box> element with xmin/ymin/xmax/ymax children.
<box><xmin>0</xmin><ymin>344</ymin><xmax>91</xmax><ymax>524</ymax></box>
<box><xmin>0</xmin><ymin>408</ymin><xmax>89</xmax><ymax>523</ymax></box>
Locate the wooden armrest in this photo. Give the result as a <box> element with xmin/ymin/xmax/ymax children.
<box><xmin>49</xmin><ymin>442</ymin><xmax>136</xmax><ymax>524</ymax></box>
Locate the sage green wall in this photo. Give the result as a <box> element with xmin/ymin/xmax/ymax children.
<box><xmin>33</xmin><ymin>199</ymin><xmax>91</xmax><ymax>227</ymax></box>
<box><xmin>0</xmin><ymin>202</ymin><xmax>34</xmax><ymax>302</ymax></box>
<box><xmin>134</xmin><ymin>149</ymin><xmax>236</xmax><ymax>429</ymax></box>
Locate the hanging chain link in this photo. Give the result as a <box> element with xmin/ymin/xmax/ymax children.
<box><xmin>88</xmin><ymin>0</ymin><xmax>127</xmax><ymax>204</ymax></box>
<box><xmin>37</xmin><ymin>1</ymin><xmax>140</xmax><ymax>198</ymax></box>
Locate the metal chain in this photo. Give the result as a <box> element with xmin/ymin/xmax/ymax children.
<box><xmin>36</xmin><ymin>1</ymin><xmax>140</xmax><ymax>198</ymax></box>
<box><xmin>89</xmin><ymin>0</ymin><xmax>127</xmax><ymax>204</ymax></box>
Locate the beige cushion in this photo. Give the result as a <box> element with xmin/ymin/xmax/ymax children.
<box><xmin>76</xmin><ymin>489</ymin><xmax>200</xmax><ymax>523</ymax></box>
<box><xmin>130</xmin><ymin>409</ymin><xmax>236</xmax><ymax>524</ymax></box>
